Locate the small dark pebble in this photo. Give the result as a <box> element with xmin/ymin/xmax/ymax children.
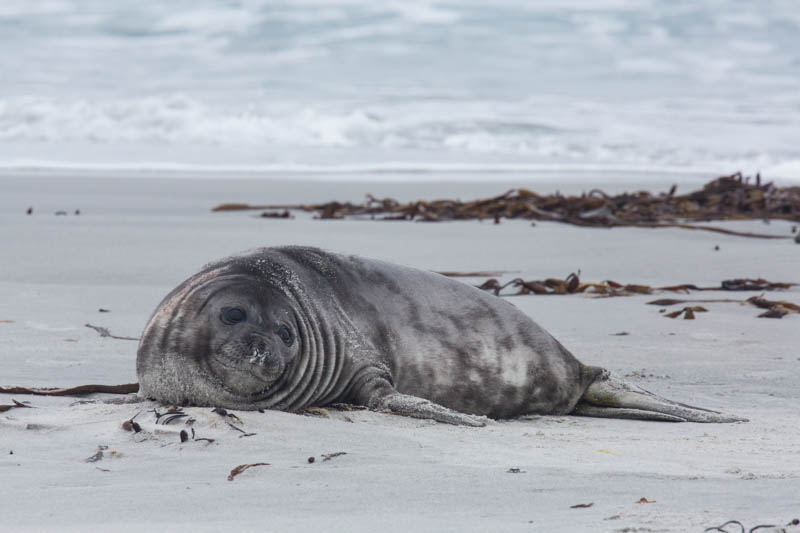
<box><xmin>307</xmin><ymin>456</ymin><xmax>315</xmax><ymax>464</ymax></box>
<box><xmin>75</xmin><ymin>209</ymin><xmax>80</xmax><ymax>215</ymax></box>
<box><xmin>714</xmin><ymin>245</ymin><xmax>720</xmax><ymax>251</ymax></box>
<box><xmin>258</xmin><ymin>408</ymin><xmax>265</xmax><ymax>413</ymax></box>
<box><xmin>98</xmin><ymin>308</ymin><xmax>110</xmax><ymax>313</ymax></box>
<box><xmin>55</xmin><ymin>210</ymin><xmax>67</xmax><ymax>216</ymax></box>
<box><xmin>9</xmin><ymin>450</ymin><xmax>12</xmax><ymax>455</ymax></box>
<box><xmin>26</xmin><ymin>207</ymin><xmax>32</xmax><ymax>215</ymax></box>
<box><xmin>180</xmin><ymin>430</ymin><xmax>189</xmax><ymax>443</ymax></box>
<box><xmin>212</xmin><ymin>407</ymin><xmax>228</xmax><ymax>416</ymax></box>
<box><xmin>506</xmin><ymin>468</ymin><xmax>525</xmax><ymax>474</ymax></box>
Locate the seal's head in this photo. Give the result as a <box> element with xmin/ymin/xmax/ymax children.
<box><xmin>137</xmin><ymin>267</ymin><xmax>302</xmax><ymax>407</ymax></box>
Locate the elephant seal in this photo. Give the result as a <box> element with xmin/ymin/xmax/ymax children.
<box><xmin>137</xmin><ymin>246</ymin><xmax>744</xmax><ymax>426</ymax></box>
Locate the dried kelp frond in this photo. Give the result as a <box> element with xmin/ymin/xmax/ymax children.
<box><xmin>0</xmin><ymin>399</ymin><xmax>31</xmax><ymax>413</ymax></box>
<box><xmin>746</xmin><ymin>296</ymin><xmax>800</xmax><ymax>312</ymax></box>
<box><xmin>664</xmin><ymin>306</ymin><xmax>708</xmax><ymax>319</ymax></box>
<box><xmin>228</xmin><ymin>463</ymin><xmax>269</xmax><ymax>481</ymax></box>
<box><xmin>437</xmin><ymin>271</ymin><xmax>513</xmax><ymax>277</ymax></box>
<box><xmin>747</xmin><ymin>296</ymin><xmax>800</xmax><ymax>319</ymax></box>
<box><xmin>321</xmin><ymin>452</ymin><xmax>347</xmax><ymax>462</ymax></box>
<box><xmin>85</xmin><ymin>323</ymin><xmax>139</xmax><ymax>341</ymax></box>
<box><xmin>0</xmin><ymin>384</ymin><xmax>139</xmax><ymax>396</ymax></box>
<box><xmin>647</xmin><ymin>298</ymin><xmax>741</xmax><ymax>306</ymax></box>
<box><xmin>720</xmin><ymin>279</ymin><xmax>795</xmax><ymax>291</ymax></box>
<box><xmin>259</xmin><ymin>210</ymin><xmax>293</xmax><ymax>219</ymax></box>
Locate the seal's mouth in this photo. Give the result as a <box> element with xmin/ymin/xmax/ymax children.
<box><xmin>209</xmin><ymin>353</ymin><xmax>287</xmax><ymax>397</ymax></box>
<box><xmin>212</xmin><ymin>351</ymin><xmax>284</xmax><ymax>375</ymax></box>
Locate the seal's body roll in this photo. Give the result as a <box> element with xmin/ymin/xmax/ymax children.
<box><xmin>137</xmin><ymin>246</ymin><xmax>744</xmax><ymax>426</ymax></box>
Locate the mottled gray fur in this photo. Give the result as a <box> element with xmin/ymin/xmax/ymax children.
<box><xmin>137</xmin><ymin>246</ymin><xmax>744</xmax><ymax>426</ymax></box>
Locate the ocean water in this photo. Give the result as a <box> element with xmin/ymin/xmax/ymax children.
<box><xmin>1</xmin><ymin>0</ymin><xmax>799</xmax><ymax>180</ymax></box>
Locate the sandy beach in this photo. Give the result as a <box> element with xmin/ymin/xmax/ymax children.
<box><xmin>4</xmin><ymin>1</ymin><xmax>800</xmax><ymax>530</ymax></box>
<box><xmin>1</xmin><ymin>173</ymin><xmax>798</xmax><ymax>532</ymax></box>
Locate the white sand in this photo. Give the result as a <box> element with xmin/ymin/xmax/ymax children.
<box><xmin>1</xmin><ymin>175</ymin><xmax>799</xmax><ymax>532</ymax></box>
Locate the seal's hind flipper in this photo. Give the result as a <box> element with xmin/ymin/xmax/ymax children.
<box><xmin>570</xmin><ymin>403</ymin><xmax>686</xmax><ymax>422</ymax></box>
<box><xmin>574</xmin><ymin>368</ymin><xmax>747</xmax><ymax>423</ymax></box>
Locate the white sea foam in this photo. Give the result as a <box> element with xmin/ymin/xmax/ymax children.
<box><xmin>1</xmin><ymin>1</ymin><xmax>799</xmax><ymax>180</ymax></box>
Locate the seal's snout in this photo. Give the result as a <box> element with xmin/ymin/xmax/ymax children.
<box><xmin>248</xmin><ymin>338</ymin><xmax>270</xmax><ymax>365</ymax></box>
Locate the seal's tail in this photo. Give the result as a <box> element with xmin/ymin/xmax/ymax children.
<box><xmin>572</xmin><ymin>367</ymin><xmax>747</xmax><ymax>423</ymax></box>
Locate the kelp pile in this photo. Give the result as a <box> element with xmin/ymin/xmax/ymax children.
<box><xmin>213</xmin><ymin>173</ymin><xmax>800</xmax><ymax>236</ymax></box>
<box><xmin>468</xmin><ymin>271</ymin><xmax>799</xmax><ymax>319</ymax></box>
<box><xmin>473</xmin><ymin>275</ymin><xmax>795</xmax><ymax>298</ymax></box>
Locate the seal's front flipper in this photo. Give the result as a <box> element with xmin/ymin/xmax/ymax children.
<box><xmin>351</xmin><ymin>373</ymin><xmax>486</xmax><ymax>427</ymax></box>
<box><xmin>574</xmin><ymin>368</ymin><xmax>747</xmax><ymax>423</ymax></box>
<box><xmin>355</xmin><ymin>378</ymin><xmax>486</xmax><ymax>427</ymax></box>
<box><xmin>372</xmin><ymin>392</ymin><xmax>487</xmax><ymax>426</ymax></box>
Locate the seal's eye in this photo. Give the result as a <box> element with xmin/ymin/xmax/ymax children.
<box><xmin>277</xmin><ymin>325</ymin><xmax>294</xmax><ymax>346</ymax></box>
<box><xmin>220</xmin><ymin>307</ymin><xmax>247</xmax><ymax>325</ymax></box>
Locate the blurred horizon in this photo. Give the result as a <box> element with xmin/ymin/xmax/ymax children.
<box><xmin>2</xmin><ymin>0</ymin><xmax>799</xmax><ymax>180</ymax></box>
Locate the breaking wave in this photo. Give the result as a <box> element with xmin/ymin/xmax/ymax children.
<box><xmin>1</xmin><ymin>1</ymin><xmax>799</xmax><ymax>178</ymax></box>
